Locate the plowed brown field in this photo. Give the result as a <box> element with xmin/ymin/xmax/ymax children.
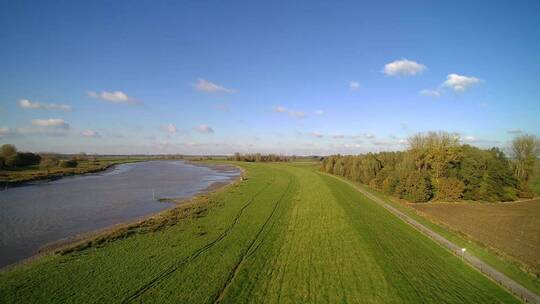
<box><xmin>413</xmin><ymin>199</ymin><xmax>540</xmax><ymax>273</ymax></box>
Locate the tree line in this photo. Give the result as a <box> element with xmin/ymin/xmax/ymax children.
<box><xmin>0</xmin><ymin>144</ymin><xmax>41</xmax><ymax>168</ymax></box>
<box><xmin>320</xmin><ymin>132</ymin><xmax>539</xmax><ymax>202</ymax></box>
<box><xmin>229</xmin><ymin>153</ymin><xmax>292</xmax><ymax>162</ymax></box>
<box><xmin>0</xmin><ymin>144</ymin><xmax>81</xmax><ymax>172</ymax></box>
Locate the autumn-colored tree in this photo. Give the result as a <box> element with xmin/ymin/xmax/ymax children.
<box><xmin>320</xmin><ymin>132</ymin><xmax>522</xmax><ymax>203</ymax></box>
<box><xmin>510</xmin><ymin>134</ymin><xmax>540</xmax><ymax>197</ymax></box>
<box><xmin>435</xmin><ymin>177</ymin><xmax>465</xmax><ymax>201</ymax></box>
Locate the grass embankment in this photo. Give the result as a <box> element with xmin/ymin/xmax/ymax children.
<box><xmin>0</xmin><ymin>157</ymin><xmax>151</xmax><ymax>185</ymax></box>
<box><xmin>347</xmin><ymin>181</ymin><xmax>540</xmax><ymax>296</ymax></box>
<box><xmin>0</xmin><ymin>163</ymin><xmax>520</xmax><ymax>303</ymax></box>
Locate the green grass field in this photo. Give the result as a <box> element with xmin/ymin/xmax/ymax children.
<box><xmin>0</xmin><ymin>162</ymin><xmax>522</xmax><ymax>303</ymax></box>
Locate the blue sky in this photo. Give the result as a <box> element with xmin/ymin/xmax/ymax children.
<box><xmin>1</xmin><ymin>0</ymin><xmax>539</xmax><ymax>155</ymax></box>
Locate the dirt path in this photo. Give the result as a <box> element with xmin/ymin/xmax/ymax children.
<box><xmin>328</xmin><ymin>174</ymin><xmax>540</xmax><ymax>304</ymax></box>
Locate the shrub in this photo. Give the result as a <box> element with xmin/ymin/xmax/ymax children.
<box><xmin>59</xmin><ymin>159</ymin><xmax>78</xmax><ymax>168</ymax></box>
<box><xmin>74</xmin><ymin>153</ymin><xmax>88</xmax><ymax>161</ymax></box>
<box><xmin>40</xmin><ymin>157</ymin><xmax>59</xmax><ymax>173</ymax></box>
<box><xmin>502</xmin><ymin>186</ymin><xmax>518</xmax><ymax>201</ymax></box>
<box><xmin>381</xmin><ymin>175</ymin><xmax>399</xmax><ymax>195</ymax></box>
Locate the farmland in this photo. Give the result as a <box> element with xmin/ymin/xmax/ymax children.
<box><xmin>0</xmin><ymin>162</ymin><xmax>524</xmax><ymax>303</ymax></box>
<box><xmin>413</xmin><ymin>199</ymin><xmax>540</xmax><ymax>274</ymax></box>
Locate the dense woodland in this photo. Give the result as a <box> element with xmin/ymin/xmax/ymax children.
<box><xmin>321</xmin><ymin>132</ymin><xmax>539</xmax><ymax>202</ymax></box>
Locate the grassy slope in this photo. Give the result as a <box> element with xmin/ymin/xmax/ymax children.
<box><xmin>349</xmin><ymin>181</ymin><xmax>540</xmax><ymax>296</ymax></box>
<box><xmin>0</xmin><ymin>163</ymin><xmax>518</xmax><ymax>303</ymax></box>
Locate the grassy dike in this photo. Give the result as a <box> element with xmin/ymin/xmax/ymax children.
<box><xmin>0</xmin><ymin>162</ymin><xmax>520</xmax><ymax>303</ymax></box>
<box><xmin>345</xmin><ymin>179</ymin><xmax>540</xmax><ymax>296</ymax></box>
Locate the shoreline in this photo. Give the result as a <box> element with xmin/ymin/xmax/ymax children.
<box><xmin>0</xmin><ymin>161</ymin><xmax>243</xmax><ymax>272</ymax></box>
<box><xmin>0</xmin><ymin>160</ymin><xmax>144</xmax><ymax>189</ymax></box>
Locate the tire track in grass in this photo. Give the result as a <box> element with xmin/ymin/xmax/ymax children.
<box><xmin>258</xmin><ymin>198</ymin><xmax>296</xmax><ymax>301</ymax></box>
<box><xmin>275</xmin><ymin>197</ymin><xmax>301</xmax><ymax>303</ymax></box>
<box><xmin>213</xmin><ymin>176</ymin><xmax>294</xmax><ymax>303</ymax></box>
<box><xmin>245</xmin><ymin>177</ymin><xmax>296</xmax><ymax>260</ymax></box>
<box><xmin>122</xmin><ymin>177</ymin><xmax>276</xmax><ymax>304</ymax></box>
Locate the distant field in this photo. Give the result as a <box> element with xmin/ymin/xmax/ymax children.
<box><xmin>413</xmin><ymin>199</ymin><xmax>540</xmax><ymax>274</ymax></box>
<box><xmin>0</xmin><ymin>163</ymin><xmax>520</xmax><ymax>303</ymax></box>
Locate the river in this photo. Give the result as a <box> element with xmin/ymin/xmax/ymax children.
<box><xmin>0</xmin><ymin>161</ymin><xmax>239</xmax><ymax>268</ymax></box>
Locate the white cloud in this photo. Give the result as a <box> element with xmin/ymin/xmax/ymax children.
<box><xmin>460</xmin><ymin>135</ymin><xmax>498</xmax><ymax>144</ymax></box>
<box><xmin>332</xmin><ymin>134</ymin><xmax>345</xmax><ymax>139</ymax></box>
<box><xmin>0</xmin><ymin>127</ymin><xmax>13</xmax><ymax>137</ymax></box>
<box><xmin>419</xmin><ymin>89</ymin><xmax>440</xmax><ymax>97</ymax></box>
<box><xmin>193</xmin><ymin>78</ymin><xmax>236</xmax><ymax>93</ymax></box>
<box><xmin>288</xmin><ymin>111</ymin><xmax>306</xmax><ymax>118</ymax></box>
<box><xmin>312</xmin><ymin>131</ymin><xmax>323</xmax><ymax>138</ymax></box>
<box><xmin>343</xmin><ymin>143</ymin><xmax>362</xmax><ymax>148</ymax></box>
<box><xmin>87</xmin><ymin>91</ymin><xmax>141</xmax><ymax>104</ymax></box>
<box><xmin>31</xmin><ymin>118</ymin><xmax>69</xmax><ymax>129</ymax></box>
<box><xmin>314</xmin><ymin>110</ymin><xmax>325</xmax><ymax>115</ymax></box>
<box><xmin>197</xmin><ymin>124</ymin><xmax>214</xmax><ymax>133</ymax></box>
<box><xmin>464</xmin><ymin>135</ymin><xmax>477</xmax><ymax>142</ymax></box>
<box><xmin>161</xmin><ymin>124</ymin><xmax>177</xmax><ymax>134</ymax></box>
<box><xmin>275</xmin><ymin>106</ymin><xmax>287</xmax><ymax>113</ymax></box>
<box><xmin>349</xmin><ymin>81</ymin><xmax>360</xmax><ymax>91</ymax></box>
<box><xmin>364</xmin><ymin>133</ymin><xmax>375</xmax><ymax>139</ymax></box>
<box><xmin>19</xmin><ymin>99</ymin><xmax>72</xmax><ymax>111</ymax></box>
<box><xmin>507</xmin><ymin>129</ymin><xmax>523</xmax><ymax>134</ymax></box>
<box><xmin>383</xmin><ymin>59</ymin><xmax>426</xmax><ymax>76</ymax></box>
<box><xmin>81</xmin><ymin>130</ymin><xmax>101</xmax><ymax>138</ymax></box>
<box><xmin>443</xmin><ymin>74</ymin><xmax>481</xmax><ymax>91</ymax></box>
<box><xmin>398</xmin><ymin>138</ymin><xmax>408</xmax><ymax>145</ymax></box>
<box><xmin>274</xmin><ymin>106</ymin><xmax>306</xmax><ymax>119</ymax></box>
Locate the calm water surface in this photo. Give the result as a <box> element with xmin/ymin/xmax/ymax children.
<box><xmin>0</xmin><ymin>161</ymin><xmax>239</xmax><ymax>268</ymax></box>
